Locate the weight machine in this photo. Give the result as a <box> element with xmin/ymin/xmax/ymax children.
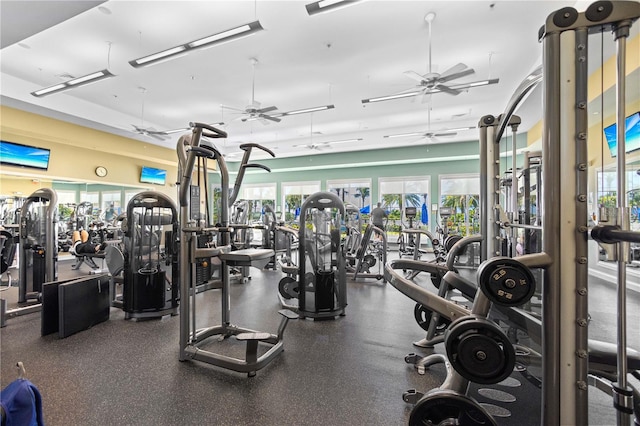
<box><xmin>297</xmin><ymin>191</ymin><xmax>347</xmax><ymax>319</ymax></box>
<box><xmin>1</xmin><ymin>188</ymin><xmax>58</xmax><ymax>327</ymax></box>
<box><xmin>121</xmin><ymin>191</ymin><xmax>179</xmax><ymax>319</ymax></box>
<box><xmin>178</xmin><ymin>122</ymin><xmax>297</xmax><ymax>376</ymax></box>
<box><xmin>385</xmin><ymin>2</ymin><xmax>640</xmax><ymax>424</ymax></box>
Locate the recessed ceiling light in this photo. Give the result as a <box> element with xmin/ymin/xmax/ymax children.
<box><xmin>17</xmin><ymin>43</ymin><xmax>30</xmax><ymax>49</ymax></box>
<box><xmin>98</xmin><ymin>6</ymin><xmax>111</xmax><ymax>15</ymax></box>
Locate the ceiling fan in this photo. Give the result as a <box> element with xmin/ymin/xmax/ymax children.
<box><xmin>383</xmin><ymin>102</ymin><xmax>475</xmax><ymax>143</ymax></box>
<box><xmin>223</xmin><ymin>58</ymin><xmax>281</xmax><ymax>125</ymax></box>
<box><xmin>130</xmin><ymin>87</ymin><xmax>169</xmax><ymax>140</ymax></box>
<box><xmin>361</xmin><ymin>12</ymin><xmax>499</xmax><ymax>104</ymax></box>
<box><xmin>131</xmin><ymin>124</ymin><xmax>169</xmax><ymax>140</ymax></box>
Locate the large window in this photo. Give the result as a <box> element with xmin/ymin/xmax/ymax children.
<box><xmin>282</xmin><ymin>181</ymin><xmax>321</xmax><ymax>224</ymax></box>
<box><xmin>101</xmin><ymin>191</ymin><xmax>122</xmax><ymax>222</ymax></box>
<box><xmin>327</xmin><ymin>179</ymin><xmax>371</xmax><ymax>212</ymax></box>
<box><xmin>596</xmin><ymin>168</ymin><xmax>640</xmax><ymax>229</ymax></box>
<box><xmin>238</xmin><ymin>183</ymin><xmax>276</xmax><ymax>222</ymax></box>
<box><xmin>379</xmin><ymin>177</ymin><xmax>430</xmax><ymax>233</ymax></box>
<box><xmin>439</xmin><ymin>174</ymin><xmax>480</xmax><ymax>236</ymax></box>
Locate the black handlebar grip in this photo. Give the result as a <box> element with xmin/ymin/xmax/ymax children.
<box><xmin>243</xmin><ymin>163</ymin><xmax>271</xmax><ymax>173</ymax></box>
<box><xmin>188</xmin><ymin>146</ymin><xmax>218</xmax><ymax>159</ymax></box>
<box><xmin>239</xmin><ymin>143</ymin><xmax>276</xmax><ymax>157</ymax></box>
<box><xmin>591</xmin><ymin>225</ymin><xmax>618</xmax><ymax>244</ymax></box>
<box><xmin>189</xmin><ymin>122</ymin><xmax>228</xmax><ymax>138</ymax></box>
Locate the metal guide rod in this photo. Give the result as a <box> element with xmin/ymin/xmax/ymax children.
<box><xmin>614</xmin><ymin>19</ymin><xmax>632</xmax><ymax>426</ymax></box>
<box><xmin>510</xmin><ymin>123</ymin><xmax>519</xmax><ymax>258</ymax></box>
<box><xmin>542</xmin><ymin>27</ymin><xmax>562</xmax><ymax>426</ymax></box>
<box><xmin>478</xmin><ymin>118</ymin><xmax>489</xmax><ymax>262</ymax></box>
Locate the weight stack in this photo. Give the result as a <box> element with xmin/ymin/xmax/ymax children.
<box><xmin>315</xmin><ymin>270</ymin><xmax>335</xmax><ymax>311</ymax></box>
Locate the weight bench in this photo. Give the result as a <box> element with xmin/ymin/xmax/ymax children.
<box><xmin>70</xmin><ymin>241</ymin><xmax>107</xmax><ymax>274</ymax></box>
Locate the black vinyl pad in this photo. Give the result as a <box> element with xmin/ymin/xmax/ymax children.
<box><xmin>57</xmin><ymin>275</ymin><xmax>110</xmax><ymax>339</ymax></box>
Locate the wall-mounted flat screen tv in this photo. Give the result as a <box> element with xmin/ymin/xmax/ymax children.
<box><xmin>140</xmin><ymin>166</ymin><xmax>167</xmax><ymax>185</ymax></box>
<box><xmin>0</xmin><ymin>140</ymin><xmax>51</xmax><ymax>170</ymax></box>
<box><xmin>605</xmin><ymin>111</ymin><xmax>640</xmax><ymax>157</ymax></box>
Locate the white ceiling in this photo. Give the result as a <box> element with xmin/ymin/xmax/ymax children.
<box><xmin>1</xmin><ymin>0</ymin><xmax>631</xmax><ymax>161</ymax></box>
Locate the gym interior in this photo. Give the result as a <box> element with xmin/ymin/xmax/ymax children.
<box><xmin>1</xmin><ymin>1</ymin><xmax>640</xmax><ymax>425</ymax></box>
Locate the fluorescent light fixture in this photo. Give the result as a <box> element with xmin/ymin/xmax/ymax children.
<box><xmin>306</xmin><ymin>0</ymin><xmax>362</xmax><ymax>15</ymax></box>
<box><xmin>283</xmin><ymin>104</ymin><xmax>335</xmax><ymax>116</ymax></box>
<box><xmin>362</xmin><ymin>91</ymin><xmax>420</xmax><ymax>104</ymax></box>
<box><xmin>134</xmin><ymin>46</ymin><xmax>187</xmax><ymax>66</ymax></box>
<box><xmin>384</xmin><ymin>132</ymin><xmax>424</xmax><ymax>139</ymax></box>
<box><xmin>467</xmin><ymin>79</ymin><xmax>497</xmax><ymax>87</ymax></box>
<box><xmin>31</xmin><ymin>69</ymin><xmax>114</xmax><ymax>97</ymax></box>
<box><xmin>129</xmin><ymin>21</ymin><xmax>263</xmax><ymax>68</ymax></box>
<box><xmin>326</xmin><ymin>138</ymin><xmax>363</xmax><ymax>145</ymax></box>
<box><xmin>189</xmin><ymin>23</ymin><xmax>259</xmax><ymax>48</ymax></box>
<box><xmin>447</xmin><ymin>126</ymin><xmax>476</xmax><ymax>132</ymax></box>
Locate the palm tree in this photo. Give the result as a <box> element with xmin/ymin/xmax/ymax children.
<box><xmin>354</xmin><ymin>187</ymin><xmax>370</xmax><ymax>209</ymax></box>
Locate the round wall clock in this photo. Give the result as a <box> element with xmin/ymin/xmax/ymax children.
<box><xmin>95</xmin><ymin>166</ymin><xmax>108</xmax><ymax>177</ymax></box>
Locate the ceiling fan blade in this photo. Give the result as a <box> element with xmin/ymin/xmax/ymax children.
<box><xmin>403</xmin><ymin>70</ymin><xmax>427</xmax><ymax>83</ymax></box>
<box><xmin>439</xmin><ymin>63</ymin><xmax>470</xmax><ymax>78</ymax></box>
<box><xmin>221</xmin><ymin>105</ymin><xmax>246</xmax><ymax>113</ymax></box>
<box><xmin>149</xmin><ymin>133</ymin><xmax>168</xmax><ymax>140</ymax></box>
<box><xmin>438</xmin><ymin>68</ymin><xmax>475</xmax><ymax>83</ymax></box>
<box><xmin>257</xmin><ymin>105</ymin><xmax>278</xmax><ymax>114</ymax></box>
<box><xmin>435</xmin><ymin>85</ymin><xmax>462</xmax><ymax>96</ymax></box>
<box><xmin>259</xmin><ymin>114</ymin><xmax>281</xmax><ymax>123</ymax></box>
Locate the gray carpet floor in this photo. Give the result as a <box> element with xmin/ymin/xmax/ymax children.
<box><xmin>0</xmin><ymin>255</ymin><xmax>636</xmax><ymax>425</ymax></box>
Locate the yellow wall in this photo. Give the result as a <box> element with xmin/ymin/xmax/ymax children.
<box><xmin>0</xmin><ymin>105</ymin><xmax>178</xmax><ymax>199</ymax></box>
<box><xmin>527</xmin><ymin>33</ymin><xmax>639</xmax><ymax>148</ymax></box>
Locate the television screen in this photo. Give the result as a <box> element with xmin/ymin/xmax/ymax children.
<box><xmin>605</xmin><ymin>111</ymin><xmax>640</xmax><ymax>157</ymax></box>
<box><xmin>0</xmin><ymin>140</ymin><xmax>51</xmax><ymax>170</ymax></box>
<box><xmin>140</xmin><ymin>166</ymin><xmax>167</xmax><ymax>185</ymax></box>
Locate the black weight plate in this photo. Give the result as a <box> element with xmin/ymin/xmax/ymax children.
<box><xmin>455</xmin><ymin>333</ymin><xmax>506</xmax><ymax>382</ymax></box>
<box><xmin>445</xmin><ymin>316</ymin><xmax>516</xmax><ymax>385</ymax></box>
<box><xmin>444</xmin><ymin>235</ymin><xmax>462</xmax><ymax>252</ymax></box>
<box><xmin>478</xmin><ymin>257</ymin><xmax>536</xmax><ymax>307</ymax></box>
<box><xmin>278</xmin><ymin>276</ymin><xmax>298</xmax><ymax>299</ymax></box>
<box><xmin>363</xmin><ymin>254</ymin><xmax>376</xmax><ymax>268</ymax></box>
<box><xmin>409</xmin><ymin>389</ymin><xmax>497</xmax><ymax>426</ymax></box>
<box><xmin>413</xmin><ymin>303</ymin><xmax>451</xmax><ymax>332</ymax></box>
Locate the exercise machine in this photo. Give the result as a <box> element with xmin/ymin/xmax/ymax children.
<box><xmin>18</xmin><ymin>188</ymin><xmax>58</xmax><ymax>303</ymax></box>
<box><xmin>121</xmin><ymin>191</ymin><xmax>179</xmax><ymax>320</ymax></box>
<box><xmin>1</xmin><ymin>188</ymin><xmax>58</xmax><ymax>327</ymax></box>
<box><xmin>178</xmin><ymin>122</ymin><xmax>297</xmax><ymax>376</ymax></box>
<box><xmin>297</xmin><ymin>191</ymin><xmax>347</xmax><ymax>319</ymax></box>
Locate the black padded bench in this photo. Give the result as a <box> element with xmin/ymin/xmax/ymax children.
<box><xmin>219</xmin><ymin>248</ymin><xmax>275</xmax><ymax>270</ymax></box>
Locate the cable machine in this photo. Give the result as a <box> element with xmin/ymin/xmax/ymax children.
<box><xmin>18</xmin><ymin>188</ymin><xmax>58</xmax><ymax>304</ymax></box>
<box><xmin>122</xmin><ymin>191</ymin><xmax>179</xmax><ymax>319</ymax></box>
